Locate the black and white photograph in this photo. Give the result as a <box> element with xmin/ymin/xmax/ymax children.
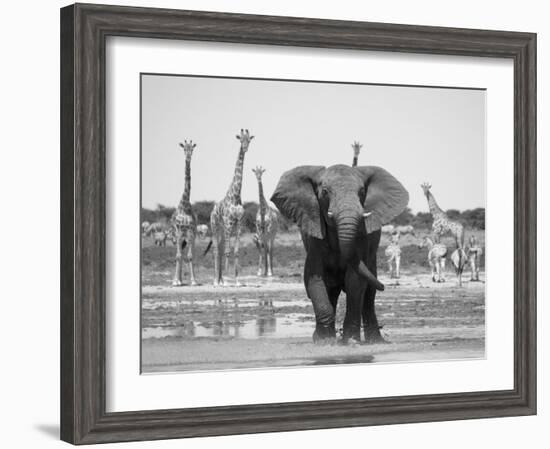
<box><xmin>140</xmin><ymin>74</ymin><xmax>486</xmax><ymax>373</ymax></box>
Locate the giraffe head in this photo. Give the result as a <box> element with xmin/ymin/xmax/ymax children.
<box><xmin>351</xmin><ymin>141</ymin><xmax>363</xmax><ymax>157</ymax></box>
<box><xmin>179</xmin><ymin>140</ymin><xmax>196</xmax><ymax>158</ymax></box>
<box><xmin>252</xmin><ymin>166</ymin><xmax>266</xmax><ymax>181</ymax></box>
<box><xmin>421</xmin><ymin>182</ymin><xmax>432</xmax><ymax>197</ymax></box>
<box><xmin>236</xmin><ymin>129</ymin><xmax>254</xmax><ymax>152</ymax></box>
<box><xmin>469</xmin><ymin>235</ymin><xmax>478</xmax><ymax>246</ymax></box>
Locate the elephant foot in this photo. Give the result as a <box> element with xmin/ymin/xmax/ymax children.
<box><xmin>342</xmin><ymin>325</ymin><xmax>361</xmax><ymax>345</ymax></box>
<box><xmin>363</xmin><ymin>326</ymin><xmax>389</xmax><ymax>345</ymax></box>
<box><xmin>341</xmin><ymin>337</ymin><xmax>360</xmax><ymax>346</ymax></box>
<box><xmin>313</xmin><ymin>324</ymin><xmax>336</xmax><ymax>344</ymax></box>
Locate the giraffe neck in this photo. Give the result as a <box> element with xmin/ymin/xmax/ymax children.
<box><xmin>257</xmin><ymin>179</ymin><xmax>267</xmax><ymax>229</ymax></box>
<box><xmin>226</xmin><ymin>146</ymin><xmax>245</xmax><ymax>204</ymax></box>
<box><xmin>426</xmin><ymin>191</ymin><xmax>443</xmax><ymax>216</ymax></box>
<box><xmin>178</xmin><ymin>155</ymin><xmax>192</xmax><ymax>208</ymax></box>
<box><xmin>352</xmin><ymin>155</ymin><xmax>358</xmax><ymax>167</ymax></box>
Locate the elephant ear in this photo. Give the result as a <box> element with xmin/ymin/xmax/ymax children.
<box><xmin>355</xmin><ymin>166</ymin><xmax>409</xmax><ymax>234</ymax></box>
<box><xmin>270</xmin><ymin>166</ymin><xmax>326</xmax><ymax>239</ymax></box>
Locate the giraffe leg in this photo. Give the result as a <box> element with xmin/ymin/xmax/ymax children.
<box><xmin>429</xmin><ymin>261</ymin><xmax>436</xmax><ymax>282</ymax></box>
<box><xmin>187</xmin><ymin>231</ymin><xmax>197</xmax><ymax>286</ymax></box>
<box><xmin>267</xmin><ymin>239</ymin><xmax>274</xmax><ymax>277</ymax></box>
<box><xmin>440</xmin><ymin>258</ymin><xmax>446</xmax><ymax>282</ymax></box>
<box><xmin>255</xmin><ymin>236</ymin><xmax>263</xmax><ymax>276</ymax></box>
<box><xmin>395</xmin><ymin>254</ymin><xmax>401</xmax><ymax>279</ymax></box>
<box><xmin>257</xmin><ymin>247</ymin><xmax>264</xmax><ymax>276</ymax></box>
<box><xmin>172</xmin><ymin>234</ymin><xmax>183</xmax><ymax>286</ymax></box>
<box><xmin>233</xmin><ymin>225</ymin><xmax>242</xmax><ymax>286</ymax></box>
<box><xmin>211</xmin><ymin>226</ymin><xmax>221</xmax><ymax>287</ymax></box>
<box><xmin>223</xmin><ymin>225</ymin><xmax>232</xmax><ymax>286</ymax></box>
<box><xmin>263</xmin><ymin>245</ymin><xmax>268</xmax><ymax>277</ymax></box>
<box><xmin>217</xmin><ymin>237</ymin><xmax>225</xmax><ymax>288</ymax></box>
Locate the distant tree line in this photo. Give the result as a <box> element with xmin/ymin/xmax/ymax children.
<box><xmin>392</xmin><ymin>207</ymin><xmax>485</xmax><ymax>230</ymax></box>
<box><xmin>141</xmin><ymin>202</ymin><xmax>296</xmax><ymax>233</ymax></box>
<box><xmin>142</xmin><ymin>204</ymin><xmax>485</xmax><ymax>233</ymax></box>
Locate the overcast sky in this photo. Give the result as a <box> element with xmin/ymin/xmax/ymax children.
<box><xmin>141</xmin><ymin>74</ymin><xmax>485</xmax><ymax>213</ymax></box>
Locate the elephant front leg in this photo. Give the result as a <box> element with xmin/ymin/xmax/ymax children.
<box><xmin>305</xmin><ymin>275</ymin><xmax>336</xmax><ymax>343</ymax></box>
<box><xmin>343</xmin><ymin>269</ymin><xmax>366</xmax><ymax>343</ymax></box>
<box><xmin>362</xmin><ymin>283</ymin><xmax>387</xmax><ymax>344</ymax></box>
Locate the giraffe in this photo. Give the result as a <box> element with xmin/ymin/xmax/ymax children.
<box><xmin>210</xmin><ymin>129</ymin><xmax>254</xmax><ymax>286</ymax></box>
<box><xmin>384</xmin><ymin>231</ymin><xmax>401</xmax><ymax>279</ymax></box>
<box><xmin>420</xmin><ymin>236</ymin><xmax>448</xmax><ymax>283</ymax></box>
<box><xmin>351</xmin><ymin>141</ymin><xmax>362</xmax><ymax>167</ymax></box>
<box><xmin>466</xmin><ymin>234</ymin><xmax>483</xmax><ymax>281</ymax></box>
<box><xmin>171</xmin><ymin>139</ymin><xmax>198</xmax><ymax>286</ymax></box>
<box><xmin>252</xmin><ymin>166</ymin><xmax>279</xmax><ymax>277</ymax></box>
<box><xmin>451</xmin><ymin>247</ymin><xmax>468</xmax><ymax>287</ymax></box>
<box><xmin>420</xmin><ymin>182</ymin><xmax>464</xmax><ymax>249</ymax></box>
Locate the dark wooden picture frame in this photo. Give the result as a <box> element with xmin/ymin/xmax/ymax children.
<box><xmin>60</xmin><ymin>3</ymin><xmax>536</xmax><ymax>445</ymax></box>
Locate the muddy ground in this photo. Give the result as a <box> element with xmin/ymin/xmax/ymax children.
<box><xmin>141</xmin><ymin>232</ymin><xmax>485</xmax><ymax>373</ymax></box>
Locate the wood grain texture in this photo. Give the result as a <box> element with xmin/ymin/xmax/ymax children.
<box><xmin>60</xmin><ymin>3</ymin><xmax>537</xmax><ymax>445</ymax></box>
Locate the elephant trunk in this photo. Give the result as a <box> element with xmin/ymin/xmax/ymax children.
<box><xmin>336</xmin><ymin>211</ymin><xmax>361</xmax><ymax>264</ymax></box>
<box><xmin>336</xmin><ymin>208</ymin><xmax>385</xmax><ymax>292</ymax></box>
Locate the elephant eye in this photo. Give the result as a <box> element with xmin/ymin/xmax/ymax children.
<box><xmin>321</xmin><ymin>187</ymin><xmax>329</xmax><ymax>197</ymax></box>
<box><xmin>359</xmin><ymin>187</ymin><xmax>366</xmax><ymax>198</ymax></box>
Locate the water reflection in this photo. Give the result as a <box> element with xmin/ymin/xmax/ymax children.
<box><xmin>143</xmin><ymin>292</ymin><xmax>315</xmax><ymax>341</ymax></box>
<box><xmin>256</xmin><ymin>316</ymin><xmax>277</xmax><ymax>336</ymax></box>
<box><xmin>143</xmin><ymin>313</ymin><xmax>313</xmax><ymax>340</ymax></box>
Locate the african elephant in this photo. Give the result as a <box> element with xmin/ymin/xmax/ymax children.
<box><xmin>271</xmin><ymin>164</ymin><xmax>408</xmax><ymax>344</ymax></box>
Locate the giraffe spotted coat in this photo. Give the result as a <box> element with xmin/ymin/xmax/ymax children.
<box><xmin>252</xmin><ymin>166</ymin><xmax>278</xmax><ymax>276</ymax></box>
<box><xmin>210</xmin><ymin>129</ymin><xmax>254</xmax><ymax>286</ymax></box>
<box><xmin>172</xmin><ymin>140</ymin><xmax>198</xmax><ymax>286</ymax></box>
<box><xmin>421</xmin><ymin>182</ymin><xmax>465</xmax><ymax>249</ymax></box>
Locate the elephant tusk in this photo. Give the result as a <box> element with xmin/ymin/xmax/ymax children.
<box><xmin>357</xmin><ymin>260</ymin><xmax>385</xmax><ymax>291</ymax></box>
<box><xmin>363</xmin><ymin>211</ymin><xmax>373</xmax><ymax>218</ymax></box>
<box><xmin>327</xmin><ymin>211</ymin><xmax>334</xmax><ymax>218</ymax></box>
